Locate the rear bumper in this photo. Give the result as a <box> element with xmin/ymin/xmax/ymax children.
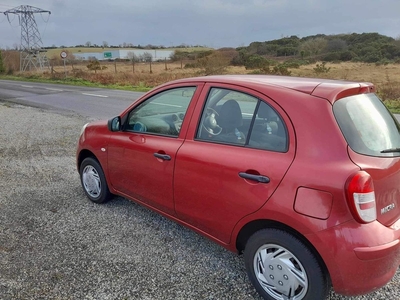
<box><xmin>310</xmin><ymin>218</ymin><xmax>400</xmax><ymax>296</ymax></box>
<box><xmin>354</xmin><ymin>239</ymin><xmax>400</xmax><ymax>260</ymax></box>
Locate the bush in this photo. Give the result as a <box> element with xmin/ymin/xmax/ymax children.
<box><xmin>0</xmin><ymin>51</ymin><xmax>5</xmax><ymax>74</ymax></box>
<box><xmin>244</xmin><ymin>55</ymin><xmax>270</xmax><ymax>70</ymax></box>
<box><xmin>271</xmin><ymin>64</ymin><xmax>292</xmax><ymax>75</ymax></box>
<box><xmin>313</xmin><ymin>62</ymin><xmax>331</xmax><ymax>74</ymax></box>
<box><xmin>87</xmin><ymin>60</ymin><xmax>101</xmax><ymax>73</ymax></box>
<box><xmin>375</xmin><ymin>59</ymin><xmax>391</xmax><ymax>66</ymax></box>
<box><xmin>280</xmin><ymin>60</ymin><xmax>301</xmax><ymax>69</ymax></box>
<box><xmin>322</xmin><ymin>52</ymin><xmax>341</xmax><ymax>62</ymax></box>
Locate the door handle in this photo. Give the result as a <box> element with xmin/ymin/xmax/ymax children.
<box><xmin>239</xmin><ymin>172</ymin><xmax>270</xmax><ymax>183</ymax></box>
<box><xmin>153</xmin><ymin>153</ymin><xmax>171</xmax><ymax>161</ymax></box>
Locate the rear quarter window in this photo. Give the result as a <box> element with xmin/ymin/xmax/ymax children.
<box><xmin>333</xmin><ymin>93</ymin><xmax>400</xmax><ymax>157</ymax></box>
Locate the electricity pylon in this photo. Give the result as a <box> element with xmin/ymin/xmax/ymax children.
<box><xmin>3</xmin><ymin>5</ymin><xmax>51</xmax><ymax>71</ymax></box>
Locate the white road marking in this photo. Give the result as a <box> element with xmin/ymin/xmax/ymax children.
<box><xmin>150</xmin><ymin>102</ymin><xmax>181</xmax><ymax>107</ymax></box>
<box><xmin>45</xmin><ymin>88</ymin><xmax>64</xmax><ymax>91</ymax></box>
<box><xmin>82</xmin><ymin>93</ymin><xmax>108</xmax><ymax>98</ymax></box>
<box><xmin>21</xmin><ymin>85</ymin><xmax>33</xmax><ymax>88</ymax></box>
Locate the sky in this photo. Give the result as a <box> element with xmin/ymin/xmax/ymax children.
<box><xmin>0</xmin><ymin>0</ymin><xmax>399</xmax><ymax>49</ymax></box>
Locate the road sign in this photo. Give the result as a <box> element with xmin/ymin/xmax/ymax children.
<box><xmin>60</xmin><ymin>51</ymin><xmax>67</xmax><ymax>59</ymax></box>
<box><xmin>104</xmin><ymin>52</ymin><xmax>112</xmax><ymax>58</ymax></box>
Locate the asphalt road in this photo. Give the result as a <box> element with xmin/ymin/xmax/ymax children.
<box><xmin>0</xmin><ymin>79</ymin><xmax>144</xmax><ymax>120</ymax></box>
<box><xmin>1</xmin><ymin>79</ymin><xmax>399</xmax><ymax>122</ymax></box>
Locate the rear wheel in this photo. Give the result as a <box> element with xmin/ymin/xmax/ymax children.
<box><xmin>244</xmin><ymin>228</ymin><xmax>329</xmax><ymax>300</ymax></box>
<box><xmin>80</xmin><ymin>157</ymin><xmax>113</xmax><ymax>204</ymax></box>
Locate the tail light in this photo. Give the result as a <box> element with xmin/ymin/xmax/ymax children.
<box><xmin>346</xmin><ymin>171</ymin><xmax>377</xmax><ymax>223</ymax></box>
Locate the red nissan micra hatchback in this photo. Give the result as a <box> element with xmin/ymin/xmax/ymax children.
<box><xmin>76</xmin><ymin>75</ymin><xmax>400</xmax><ymax>299</ymax></box>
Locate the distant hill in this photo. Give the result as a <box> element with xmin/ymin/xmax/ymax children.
<box><xmin>236</xmin><ymin>32</ymin><xmax>400</xmax><ymax>64</ymax></box>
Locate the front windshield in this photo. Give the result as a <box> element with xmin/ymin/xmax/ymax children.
<box><xmin>333</xmin><ymin>93</ymin><xmax>400</xmax><ymax>157</ymax></box>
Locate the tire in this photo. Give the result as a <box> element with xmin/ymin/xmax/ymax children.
<box><xmin>244</xmin><ymin>228</ymin><xmax>329</xmax><ymax>300</ymax></box>
<box><xmin>79</xmin><ymin>157</ymin><xmax>113</xmax><ymax>204</ymax></box>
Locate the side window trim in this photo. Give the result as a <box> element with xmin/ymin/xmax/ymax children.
<box><xmin>245</xmin><ymin>100</ymin><xmax>261</xmax><ymax>145</ymax></box>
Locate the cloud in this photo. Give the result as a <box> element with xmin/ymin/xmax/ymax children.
<box><xmin>0</xmin><ymin>0</ymin><xmax>399</xmax><ymax>49</ymax></box>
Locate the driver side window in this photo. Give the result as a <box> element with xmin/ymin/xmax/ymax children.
<box><xmin>125</xmin><ymin>87</ymin><xmax>196</xmax><ymax>137</ymax></box>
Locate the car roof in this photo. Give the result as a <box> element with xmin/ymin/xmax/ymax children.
<box><xmin>165</xmin><ymin>75</ymin><xmax>375</xmax><ymax>103</ymax></box>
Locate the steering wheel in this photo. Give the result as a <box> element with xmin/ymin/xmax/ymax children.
<box><xmin>203</xmin><ymin>107</ymin><xmax>222</xmax><ymax>135</ymax></box>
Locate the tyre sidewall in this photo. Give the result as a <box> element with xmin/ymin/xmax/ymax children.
<box><xmin>80</xmin><ymin>157</ymin><xmax>111</xmax><ymax>204</ymax></box>
<box><xmin>244</xmin><ymin>228</ymin><xmax>328</xmax><ymax>300</ymax></box>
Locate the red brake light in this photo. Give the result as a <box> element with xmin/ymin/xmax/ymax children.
<box><xmin>346</xmin><ymin>171</ymin><xmax>377</xmax><ymax>223</ymax></box>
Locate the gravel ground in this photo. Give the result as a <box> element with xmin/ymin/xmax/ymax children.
<box><xmin>0</xmin><ymin>102</ymin><xmax>399</xmax><ymax>300</ymax></box>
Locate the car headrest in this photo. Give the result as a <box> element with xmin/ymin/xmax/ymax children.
<box><xmin>217</xmin><ymin>100</ymin><xmax>243</xmax><ymax>129</ymax></box>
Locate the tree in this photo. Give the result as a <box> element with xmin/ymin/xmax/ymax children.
<box><xmin>141</xmin><ymin>52</ymin><xmax>153</xmax><ymax>62</ymax></box>
<box><xmin>300</xmin><ymin>37</ymin><xmax>328</xmax><ymax>56</ymax></box>
<box><xmin>87</xmin><ymin>60</ymin><xmax>101</xmax><ymax>73</ymax></box>
<box><xmin>85</xmin><ymin>41</ymin><xmax>92</xmax><ymax>47</ymax></box>
<box><xmin>102</xmin><ymin>41</ymin><xmax>109</xmax><ymax>48</ymax></box>
<box><xmin>327</xmin><ymin>39</ymin><xmax>347</xmax><ymax>52</ymax></box>
<box><xmin>0</xmin><ymin>50</ymin><xmax>5</xmax><ymax>74</ymax></box>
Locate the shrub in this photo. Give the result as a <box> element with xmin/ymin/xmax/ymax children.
<box><xmin>0</xmin><ymin>51</ymin><xmax>5</xmax><ymax>74</ymax></box>
<box><xmin>244</xmin><ymin>55</ymin><xmax>270</xmax><ymax>70</ymax></box>
<box><xmin>281</xmin><ymin>60</ymin><xmax>301</xmax><ymax>69</ymax></box>
<box><xmin>375</xmin><ymin>59</ymin><xmax>391</xmax><ymax>66</ymax></box>
<box><xmin>272</xmin><ymin>64</ymin><xmax>292</xmax><ymax>75</ymax></box>
<box><xmin>87</xmin><ymin>60</ymin><xmax>101</xmax><ymax>73</ymax></box>
<box><xmin>313</xmin><ymin>62</ymin><xmax>331</xmax><ymax>74</ymax></box>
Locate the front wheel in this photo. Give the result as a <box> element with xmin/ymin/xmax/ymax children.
<box><xmin>244</xmin><ymin>229</ymin><xmax>329</xmax><ymax>300</ymax></box>
<box><xmin>80</xmin><ymin>157</ymin><xmax>113</xmax><ymax>204</ymax></box>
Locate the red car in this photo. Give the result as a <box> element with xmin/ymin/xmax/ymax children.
<box><xmin>76</xmin><ymin>75</ymin><xmax>400</xmax><ymax>300</ymax></box>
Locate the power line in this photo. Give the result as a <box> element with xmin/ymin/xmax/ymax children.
<box><xmin>3</xmin><ymin>5</ymin><xmax>51</xmax><ymax>71</ymax></box>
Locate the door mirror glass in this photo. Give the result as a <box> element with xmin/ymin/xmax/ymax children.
<box><xmin>108</xmin><ymin>116</ymin><xmax>121</xmax><ymax>132</ymax></box>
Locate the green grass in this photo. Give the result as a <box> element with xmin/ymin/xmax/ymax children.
<box><xmin>0</xmin><ymin>75</ymin><xmax>152</xmax><ymax>92</ymax></box>
<box><xmin>383</xmin><ymin>100</ymin><xmax>400</xmax><ymax>114</ymax></box>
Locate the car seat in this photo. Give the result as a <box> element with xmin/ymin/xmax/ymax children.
<box><xmin>214</xmin><ymin>100</ymin><xmax>245</xmax><ymax>144</ymax></box>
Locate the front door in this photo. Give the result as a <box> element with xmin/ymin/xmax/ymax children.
<box><xmin>107</xmin><ymin>86</ymin><xmax>199</xmax><ymax>215</ymax></box>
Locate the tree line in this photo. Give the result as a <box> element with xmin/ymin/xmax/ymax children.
<box><xmin>235</xmin><ymin>32</ymin><xmax>400</xmax><ymax>64</ymax></box>
<box><xmin>169</xmin><ymin>32</ymin><xmax>400</xmax><ymax>75</ymax></box>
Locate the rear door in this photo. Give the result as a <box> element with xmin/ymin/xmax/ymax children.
<box><xmin>174</xmin><ymin>83</ymin><xmax>296</xmax><ymax>243</ymax></box>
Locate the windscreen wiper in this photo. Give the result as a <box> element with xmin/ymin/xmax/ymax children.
<box><xmin>380</xmin><ymin>148</ymin><xmax>400</xmax><ymax>153</ymax></box>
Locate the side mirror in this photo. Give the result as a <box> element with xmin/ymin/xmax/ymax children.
<box><xmin>107</xmin><ymin>116</ymin><xmax>121</xmax><ymax>132</ymax></box>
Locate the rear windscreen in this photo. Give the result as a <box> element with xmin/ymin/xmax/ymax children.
<box><xmin>333</xmin><ymin>93</ymin><xmax>400</xmax><ymax>157</ymax></box>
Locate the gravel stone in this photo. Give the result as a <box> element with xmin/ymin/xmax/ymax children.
<box><xmin>0</xmin><ymin>102</ymin><xmax>399</xmax><ymax>299</ymax></box>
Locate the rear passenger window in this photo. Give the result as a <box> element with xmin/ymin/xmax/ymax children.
<box><xmin>248</xmin><ymin>101</ymin><xmax>288</xmax><ymax>152</ymax></box>
<box><xmin>197</xmin><ymin>87</ymin><xmax>288</xmax><ymax>152</ymax></box>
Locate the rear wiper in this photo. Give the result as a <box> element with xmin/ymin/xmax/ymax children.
<box><xmin>380</xmin><ymin>148</ymin><xmax>400</xmax><ymax>153</ymax></box>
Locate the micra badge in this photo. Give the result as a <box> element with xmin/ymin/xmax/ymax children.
<box><xmin>381</xmin><ymin>203</ymin><xmax>395</xmax><ymax>215</ymax></box>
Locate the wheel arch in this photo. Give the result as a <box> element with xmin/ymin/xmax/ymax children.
<box><xmin>235</xmin><ymin>219</ymin><xmax>330</xmax><ymax>281</ymax></box>
<box><xmin>77</xmin><ymin>149</ymin><xmax>98</xmax><ymax>171</ymax></box>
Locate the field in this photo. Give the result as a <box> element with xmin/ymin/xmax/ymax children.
<box><xmin>48</xmin><ymin>60</ymin><xmax>400</xmax><ymax>98</ymax></box>
<box><xmin>4</xmin><ymin>51</ymin><xmax>400</xmax><ymax>112</ymax></box>
<box><xmin>47</xmin><ymin>60</ymin><xmax>400</xmax><ymax>85</ymax></box>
